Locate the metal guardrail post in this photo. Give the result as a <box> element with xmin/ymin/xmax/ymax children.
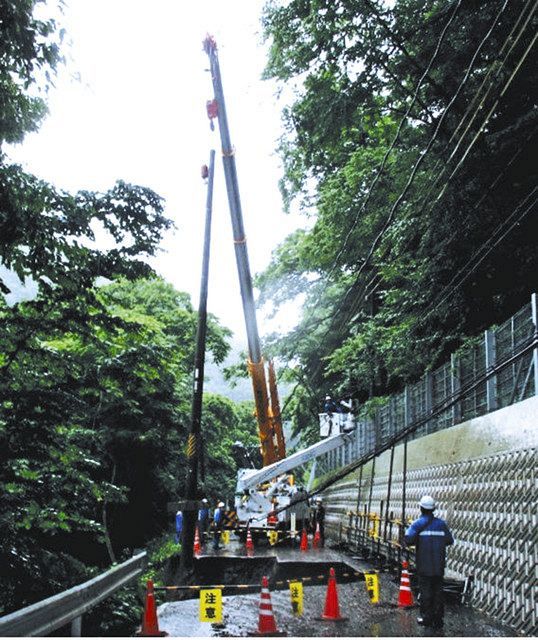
<box><xmin>532</xmin><ymin>293</ymin><xmax>538</xmax><ymax>396</ymax></box>
<box><xmin>485</xmin><ymin>329</ymin><xmax>498</xmax><ymax>411</ymax></box>
<box><xmin>451</xmin><ymin>353</ymin><xmax>462</xmax><ymax>424</ymax></box>
<box><xmin>404</xmin><ymin>385</ymin><xmax>412</xmax><ymax>427</ymax></box>
<box><xmin>425</xmin><ymin>370</ymin><xmax>433</xmax><ymax>434</ymax></box>
<box><xmin>70</xmin><ymin>616</ymin><xmax>82</xmax><ymax>637</ymax></box>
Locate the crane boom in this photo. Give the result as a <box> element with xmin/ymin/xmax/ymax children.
<box><xmin>203</xmin><ymin>35</ymin><xmax>285</xmax><ymax>467</ymax></box>
<box><xmin>236</xmin><ymin>431</ymin><xmax>351</xmax><ymax>493</ymax></box>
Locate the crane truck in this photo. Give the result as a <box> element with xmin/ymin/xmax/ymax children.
<box><xmin>203</xmin><ymin>35</ymin><xmax>355</xmax><ymax>538</ymax></box>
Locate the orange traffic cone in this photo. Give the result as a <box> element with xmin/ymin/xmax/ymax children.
<box><xmin>246</xmin><ymin>526</ymin><xmax>255</xmax><ymax>554</ymax></box>
<box><xmin>250</xmin><ymin>576</ymin><xmax>286</xmax><ymax>636</ymax></box>
<box><xmin>398</xmin><ymin>561</ymin><xmax>414</xmax><ymax>607</ymax></box>
<box><xmin>313</xmin><ymin>522</ymin><xmax>321</xmax><ymax>549</ymax></box>
<box><xmin>300</xmin><ymin>528</ymin><xmax>309</xmax><ymax>551</ymax></box>
<box><xmin>136</xmin><ymin>580</ymin><xmax>167</xmax><ymax>636</ymax></box>
<box><xmin>319</xmin><ymin>567</ymin><xmax>348</xmax><ymax>621</ymax></box>
<box><xmin>194</xmin><ymin>525</ymin><xmax>201</xmax><ymax>556</ymax></box>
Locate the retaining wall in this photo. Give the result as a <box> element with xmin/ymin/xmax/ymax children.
<box><xmin>318</xmin><ymin>395</ymin><xmax>537</xmax><ymax>636</ymax></box>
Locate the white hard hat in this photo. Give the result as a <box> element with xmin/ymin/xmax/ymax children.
<box><xmin>419</xmin><ymin>495</ymin><xmax>436</xmax><ymax>510</ymax></box>
<box><xmin>325</xmin><ymin>395</ymin><xmax>331</xmax><ymax>400</ymax></box>
<box><xmin>202</xmin><ymin>498</ymin><xmax>208</xmax><ymax>503</ymax></box>
<box><xmin>316</xmin><ymin>496</ymin><xmax>323</xmax><ymax>503</ymax></box>
<box><xmin>218</xmin><ymin>501</ymin><xmax>225</xmax><ymax>508</ymax></box>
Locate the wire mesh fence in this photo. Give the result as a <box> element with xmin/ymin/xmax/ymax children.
<box><xmin>319</xmin><ymin>294</ymin><xmax>537</xmax><ymax>475</ymax></box>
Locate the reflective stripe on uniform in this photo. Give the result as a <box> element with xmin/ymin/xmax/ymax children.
<box><xmin>419</xmin><ymin>530</ymin><xmax>446</xmax><ymax>536</ymax></box>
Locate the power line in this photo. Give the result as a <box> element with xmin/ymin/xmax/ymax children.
<box><xmin>326</xmin><ymin>0</ymin><xmax>464</xmax><ymax>281</ymax></box>
<box><xmin>436</xmin><ymin>28</ymin><xmax>538</xmax><ymax>201</ymax></box>
<box><xmin>417</xmin><ymin>187</ymin><xmax>538</xmax><ymax>324</ymax></box>
<box><xmin>412</xmin><ymin>0</ymin><xmax>537</xmax><ymax>211</ymax></box>
<box><xmin>327</xmin><ymin>0</ymin><xmax>525</xmax><ymax>285</ymax></box>
<box><xmin>331</xmin><ymin>0</ymin><xmax>536</xmax><ymax>334</ymax></box>
<box><xmin>271</xmin><ymin>2</ymin><xmax>535</xmax><ymax>413</ymax></box>
<box><xmin>274</xmin><ymin>1</ymin><xmax>517</xmax><ymax>346</ymax></box>
<box><xmin>344</xmin><ymin>0</ymin><xmax>513</xmax><ymax>283</ymax></box>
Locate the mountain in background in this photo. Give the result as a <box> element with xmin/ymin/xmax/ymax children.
<box><xmin>204</xmin><ymin>346</ymin><xmax>253</xmax><ymax>402</ymax></box>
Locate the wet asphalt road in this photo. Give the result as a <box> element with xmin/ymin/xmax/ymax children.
<box><xmin>155</xmin><ymin>542</ymin><xmax>514</xmax><ymax>637</ymax></box>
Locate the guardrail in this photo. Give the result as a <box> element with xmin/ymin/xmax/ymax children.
<box><xmin>0</xmin><ymin>552</ymin><xmax>146</xmax><ymax>637</ymax></box>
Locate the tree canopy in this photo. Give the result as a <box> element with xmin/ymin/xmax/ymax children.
<box><xmin>0</xmin><ymin>1</ymin><xmax>258</xmax><ymax>627</ymax></box>
<box><xmin>259</xmin><ymin>0</ymin><xmax>537</xmax><ymax>441</ymax></box>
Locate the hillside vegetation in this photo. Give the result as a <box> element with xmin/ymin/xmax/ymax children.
<box><xmin>258</xmin><ymin>0</ymin><xmax>537</xmax><ymax>442</ymax></box>
<box><xmin>0</xmin><ymin>1</ymin><xmax>257</xmax><ymax>627</ymax></box>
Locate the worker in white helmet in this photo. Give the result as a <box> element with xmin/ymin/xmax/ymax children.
<box><xmin>404</xmin><ymin>495</ymin><xmax>454</xmax><ymax>629</ymax></box>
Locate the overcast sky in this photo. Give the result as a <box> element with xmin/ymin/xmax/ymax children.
<box><xmin>7</xmin><ymin>0</ymin><xmax>306</xmax><ymax>347</ymax></box>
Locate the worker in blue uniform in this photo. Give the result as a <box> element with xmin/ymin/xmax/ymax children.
<box><xmin>323</xmin><ymin>395</ymin><xmax>344</xmax><ymax>414</ymax></box>
<box><xmin>404</xmin><ymin>495</ymin><xmax>454</xmax><ymax>629</ymax></box>
<box><xmin>174</xmin><ymin>510</ymin><xmax>183</xmax><ymax>544</ymax></box>
<box><xmin>211</xmin><ymin>501</ymin><xmax>225</xmax><ymax>550</ymax></box>
<box><xmin>198</xmin><ymin>498</ymin><xmax>210</xmax><ymax>541</ymax></box>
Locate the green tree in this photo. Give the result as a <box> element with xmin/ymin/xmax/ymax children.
<box><xmin>0</xmin><ymin>0</ymin><xmax>171</xmax><ymax>616</ymax></box>
<box><xmin>0</xmin><ymin>277</ymin><xmax>233</xmax><ymax>614</ymax></box>
<box><xmin>259</xmin><ymin>0</ymin><xmax>537</xmax><ymax>436</ymax></box>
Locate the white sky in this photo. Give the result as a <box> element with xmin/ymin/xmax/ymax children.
<box><xmin>7</xmin><ymin>0</ymin><xmax>306</xmax><ymax>347</ymax></box>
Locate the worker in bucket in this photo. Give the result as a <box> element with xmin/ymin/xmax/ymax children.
<box><xmin>211</xmin><ymin>501</ymin><xmax>225</xmax><ymax>550</ymax></box>
<box><xmin>404</xmin><ymin>495</ymin><xmax>454</xmax><ymax>629</ymax></box>
<box><xmin>323</xmin><ymin>395</ymin><xmax>344</xmax><ymax>414</ymax></box>
<box><xmin>198</xmin><ymin>498</ymin><xmax>210</xmax><ymax>542</ymax></box>
<box><xmin>311</xmin><ymin>496</ymin><xmax>326</xmax><ymax>546</ymax></box>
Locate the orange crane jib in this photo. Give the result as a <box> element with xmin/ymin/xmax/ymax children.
<box><xmin>248</xmin><ymin>358</ymin><xmax>286</xmax><ymax>467</ymax></box>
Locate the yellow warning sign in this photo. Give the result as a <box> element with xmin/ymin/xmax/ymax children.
<box><xmin>289</xmin><ymin>581</ymin><xmax>303</xmax><ymax>616</ymax></box>
<box><xmin>268</xmin><ymin>530</ymin><xmax>278</xmax><ymax>546</ymax></box>
<box><xmin>365</xmin><ymin>572</ymin><xmax>380</xmax><ymax>604</ymax></box>
<box><xmin>220</xmin><ymin>530</ymin><xmax>230</xmax><ymax>545</ymax></box>
<box><xmin>199</xmin><ymin>588</ymin><xmax>222</xmax><ymax>622</ymax></box>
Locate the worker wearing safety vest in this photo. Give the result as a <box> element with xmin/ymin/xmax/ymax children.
<box><xmin>404</xmin><ymin>495</ymin><xmax>454</xmax><ymax>629</ymax></box>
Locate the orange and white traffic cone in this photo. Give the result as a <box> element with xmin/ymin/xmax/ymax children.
<box><xmin>398</xmin><ymin>561</ymin><xmax>414</xmax><ymax>607</ymax></box>
<box><xmin>319</xmin><ymin>567</ymin><xmax>348</xmax><ymax>621</ymax></box>
<box><xmin>299</xmin><ymin>528</ymin><xmax>309</xmax><ymax>552</ymax></box>
<box><xmin>250</xmin><ymin>576</ymin><xmax>286</xmax><ymax>636</ymax></box>
<box><xmin>246</xmin><ymin>526</ymin><xmax>255</xmax><ymax>555</ymax></box>
<box><xmin>136</xmin><ymin>580</ymin><xmax>168</xmax><ymax>637</ymax></box>
<box><xmin>313</xmin><ymin>522</ymin><xmax>321</xmax><ymax>549</ymax></box>
<box><xmin>193</xmin><ymin>525</ymin><xmax>201</xmax><ymax>556</ymax></box>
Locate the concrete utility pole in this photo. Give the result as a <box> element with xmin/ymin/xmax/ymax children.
<box><xmin>179</xmin><ymin>150</ymin><xmax>215</xmax><ymax>577</ymax></box>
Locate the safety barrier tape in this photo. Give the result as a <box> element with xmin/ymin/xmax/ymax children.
<box><xmin>153</xmin><ymin>570</ymin><xmax>367</xmax><ymax>592</ymax></box>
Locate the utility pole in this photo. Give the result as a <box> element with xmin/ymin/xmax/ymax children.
<box><xmin>179</xmin><ymin>150</ymin><xmax>215</xmax><ymax>577</ymax></box>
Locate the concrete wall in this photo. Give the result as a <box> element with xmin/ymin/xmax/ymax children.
<box><xmin>319</xmin><ymin>396</ymin><xmax>538</xmax><ymax>636</ymax></box>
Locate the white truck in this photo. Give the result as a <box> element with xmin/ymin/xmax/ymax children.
<box><xmin>234</xmin><ymin>427</ymin><xmax>354</xmax><ymax>533</ymax></box>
